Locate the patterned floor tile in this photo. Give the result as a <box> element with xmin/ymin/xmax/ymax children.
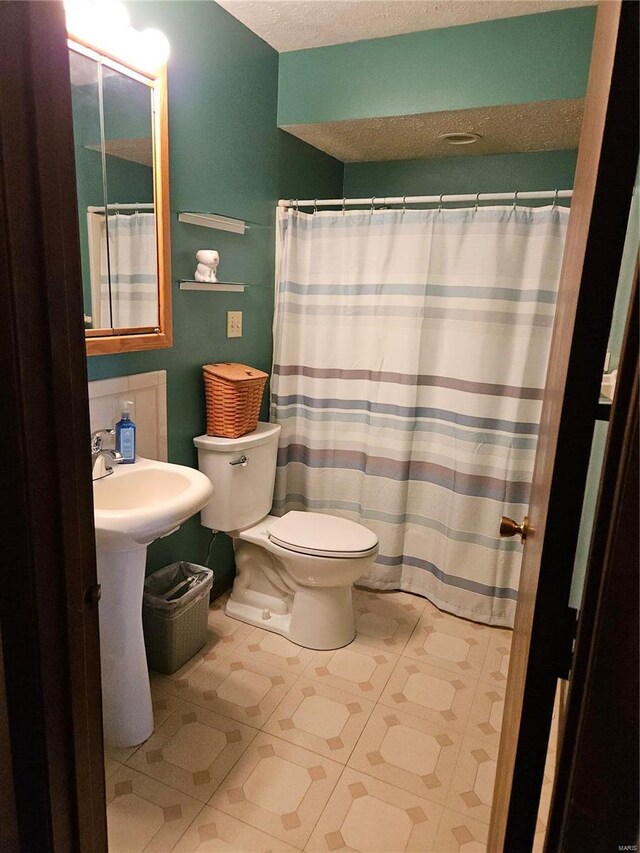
<box><xmin>303</xmin><ymin>640</ymin><xmax>397</xmax><ymax>701</ymax></box>
<box><xmin>445</xmin><ymin>735</ymin><xmax>498</xmax><ymax>824</ymax></box>
<box><xmin>236</xmin><ymin>626</ymin><xmax>317</xmax><ymax>675</ymax></box>
<box><xmin>172</xmin><ymin>805</ymin><xmax>300</xmax><ymax>851</ymax></box>
<box><xmin>305</xmin><ymin>767</ymin><xmax>442</xmax><ymax>852</ymax></box>
<box><xmin>168</xmin><ymin>650</ymin><xmax>298</xmax><ymax>729</ymax></box>
<box><xmin>404</xmin><ymin>609</ymin><xmax>491</xmax><ymax>678</ymax></box>
<box><xmin>127</xmin><ymin>700</ymin><xmax>257</xmax><ymax>802</ymax></box>
<box><xmin>106</xmin><ymin>764</ymin><xmax>202</xmax><ymax>853</ymax></box>
<box><xmin>353</xmin><ymin>588</ymin><xmax>428</xmax><ymax>615</ymax></box>
<box><xmin>106</xmin><ymin>743</ymin><xmax>139</xmax><ymax>765</ymax></box>
<box><xmin>150</xmin><ymin>680</ymin><xmax>190</xmax><ymax>728</ymax></box>
<box><xmin>206</xmin><ymin>598</ymin><xmax>255</xmax><ymax>654</ymax></box>
<box><xmin>352</xmin><ymin>592</ymin><xmax>423</xmax><ymax>653</ymax></box>
<box><xmin>104</xmin><ymin>753</ymin><xmax>123</xmax><ymax>781</ymax></box>
<box><xmin>465</xmin><ymin>682</ymin><xmax>505</xmax><ymax>746</ymax></box>
<box><xmin>348</xmin><ymin>705</ymin><xmax>462</xmax><ymax>805</ymax></box>
<box><xmin>433</xmin><ymin>807</ymin><xmax>489</xmax><ymax>852</ymax></box>
<box><xmin>264</xmin><ymin>677</ymin><xmax>375</xmax><ymax>764</ymax></box>
<box><xmin>533</xmin><ymin>828</ymin><xmax>547</xmax><ymax>852</ymax></box>
<box><xmin>378</xmin><ymin>657</ymin><xmax>477</xmax><ymax>732</ymax></box>
<box><xmin>209</xmin><ymin>733</ymin><xmax>342</xmax><ymax>849</ymax></box>
<box><xmin>479</xmin><ymin>629</ymin><xmax>512</xmax><ymax>687</ymax></box>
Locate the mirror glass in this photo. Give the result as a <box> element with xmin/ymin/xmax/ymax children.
<box><xmin>102</xmin><ymin>70</ymin><xmax>158</xmax><ymax>330</ymax></box>
<box><xmin>69</xmin><ymin>46</ymin><xmax>160</xmax><ymax>335</ymax></box>
<box><xmin>69</xmin><ymin>49</ymin><xmax>105</xmax><ymax>328</ymax></box>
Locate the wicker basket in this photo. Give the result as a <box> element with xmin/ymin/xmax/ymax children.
<box><xmin>203</xmin><ymin>362</ymin><xmax>268</xmax><ymax>438</ymax></box>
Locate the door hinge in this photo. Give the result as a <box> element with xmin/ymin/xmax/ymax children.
<box><xmin>557</xmin><ymin>606</ymin><xmax>579</xmax><ymax>679</ymax></box>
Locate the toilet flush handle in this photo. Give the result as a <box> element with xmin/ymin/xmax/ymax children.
<box><xmin>229</xmin><ymin>455</ymin><xmax>249</xmax><ymax>467</ymax></box>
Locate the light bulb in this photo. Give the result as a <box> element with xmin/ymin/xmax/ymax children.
<box><xmin>139</xmin><ymin>29</ymin><xmax>171</xmax><ymax>72</ymax></box>
<box><xmin>65</xmin><ymin>0</ymin><xmax>169</xmax><ymax>75</ymax></box>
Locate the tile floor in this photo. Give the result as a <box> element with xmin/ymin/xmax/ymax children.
<box><xmin>105</xmin><ymin>588</ymin><xmax>516</xmax><ymax>852</ymax></box>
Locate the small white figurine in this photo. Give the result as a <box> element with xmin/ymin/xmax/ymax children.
<box><xmin>195</xmin><ymin>249</ymin><xmax>219</xmax><ymax>282</ymax></box>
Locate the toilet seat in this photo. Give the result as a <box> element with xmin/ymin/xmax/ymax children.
<box><xmin>268</xmin><ymin>511</ymin><xmax>378</xmax><ymax>559</ymax></box>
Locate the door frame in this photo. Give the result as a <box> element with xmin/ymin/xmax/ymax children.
<box><xmin>489</xmin><ymin>1</ymin><xmax>639</xmax><ymax>848</ymax></box>
<box><xmin>0</xmin><ymin>2</ymin><xmax>107</xmax><ymax>850</ymax></box>
<box><xmin>546</xmin><ymin>271</ymin><xmax>638</xmax><ymax>850</ymax></box>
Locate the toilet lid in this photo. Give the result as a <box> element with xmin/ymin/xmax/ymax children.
<box><xmin>268</xmin><ymin>511</ymin><xmax>378</xmax><ymax>558</ymax></box>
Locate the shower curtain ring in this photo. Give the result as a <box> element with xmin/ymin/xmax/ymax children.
<box><xmin>552</xmin><ymin>188</ymin><xmax>559</xmax><ymax>210</ymax></box>
<box><xmin>474</xmin><ymin>192</ymin><xmax>481</xmax><ymax>212</ymax></box>
<box><xmin>438</xmin><ymin>193</ymin><xmax>444</xmax><ymax>211</ymax></box>
<box><xmin>371</xmin><ymin>196</ymin><xmax>376</xmax><ymax>213</ymax></box>
<box><xmin>342</xmin><ymin>198</ymin><xmax>346</xmax><ymax>215</ymax></box>
<box><xmin>402</xmin><ymin>195</ymin><xmax>407</xmax><ymax>211</ymax></box>
<box><xmin>313</xmin><ymin>198</ymin><xmax>318</xmax><ymax>214</ymax></box>
<box><xmin>512</xmin><ymin>191</ymin><xmax>519</xmax><ymax>211</ymax></box>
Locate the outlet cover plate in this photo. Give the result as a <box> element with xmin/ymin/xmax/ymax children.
<box><xmin>227</xmin><ymin>310</ymin><xmax>242</xmax><ymax>338</ymax></box>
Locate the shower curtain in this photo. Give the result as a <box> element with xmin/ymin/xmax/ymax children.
<box><xmin>271</xmin><ymin>205</ymin><xmax>568</xmax><ymax>626</ymax></box>
<box><xmin>91</xmin><ymin>211</ymin><xmax>158</xmax><ymax>328</ymax></box>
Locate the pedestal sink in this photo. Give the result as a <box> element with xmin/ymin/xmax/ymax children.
<box><xmin>93</xmin><ymin>457</ymin><xmax>213</xmax><ymax>748</ymax></box>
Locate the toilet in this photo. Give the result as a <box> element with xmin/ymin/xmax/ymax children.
<box><xmin>194</xmin><ymin>422</ymin><xmax>378</xmax><ymax>650</ymax></box>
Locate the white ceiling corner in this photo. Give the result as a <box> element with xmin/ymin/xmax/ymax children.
<box><xmin>215</xmin><ymin>0</ymin><xmax>594</xmax><ymax>53</ymax></box>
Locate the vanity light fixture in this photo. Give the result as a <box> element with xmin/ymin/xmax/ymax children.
<box><xmin>64</xmin><ymin>0</ymin><xmax>170</xmax><ymax>74</ymax></box>
<box><xmin>439</xmin><ymin>131</ymin><xmax>482</xmax><ymax>145</ymax></box>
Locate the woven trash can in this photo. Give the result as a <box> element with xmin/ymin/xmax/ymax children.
<box><xmin>142</xmin><ymin>562</ymin><xmax>214</xmax><ymax>674</ymax></box>
<box><xmin>203</xmin><ymin>362</ymin><xmax>268</xmax><ymax>438</ymax></box>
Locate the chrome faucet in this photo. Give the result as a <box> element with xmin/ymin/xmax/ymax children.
<box><xmin>91</xmin><ymin>429</ymin><xmax>124</xmax><ymax>480</ymax></box>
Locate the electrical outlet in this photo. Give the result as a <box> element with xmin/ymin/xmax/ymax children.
<box><xmin>227</xmin><ymin>310</ymin><xmax>242</xmax><ymax>338</ymax></box>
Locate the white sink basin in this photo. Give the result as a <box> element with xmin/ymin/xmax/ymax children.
<box><xmin>94</xmin><ymin>456</ymin><xmax>213</xmax><ymax>549</ymax></box>
<box><xmin>93</xmin><ymin>457</ymin><xmax>213</xmax><ymax>748</ymax></box>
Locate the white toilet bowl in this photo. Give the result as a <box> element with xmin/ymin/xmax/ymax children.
<box><xmin>194</xmin><ymin>424</ymin><xmax>379</xmax><ymax>650</ymax></box>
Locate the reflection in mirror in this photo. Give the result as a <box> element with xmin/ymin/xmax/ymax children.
<box><xmin>69</xmin><ymin>50</ymin><xmax>106</xmax><ymax>329</ymax></box>
<box><xmin>102</xmin><ymin>70</ymin><xmax>158</xmax><ymax>330</ymax></box>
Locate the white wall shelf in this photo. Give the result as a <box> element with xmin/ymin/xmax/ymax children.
<box><xmin>177</xmin><ymin>211</ymin><xmax>246</xmax><ymax>234</ymax></box>
<box><xmin>179</xmin><ymin>280</ymin><xmax>246</xmax><ymax>293</ymax></box>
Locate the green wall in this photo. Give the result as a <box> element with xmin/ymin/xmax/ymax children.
<box><xmin>278</xmin><ymin>7</ymin><xmax>596</xmax><ymax>127</ymax></box>
<box><xmin>87</xmin><ymin>0</ymin><xmax>343</xmax><ymax>587</ymax></box>
<box><xmin>344</xmin><ymin>150</ymin><xmax>578</xmax><ymax>201</ymax></box>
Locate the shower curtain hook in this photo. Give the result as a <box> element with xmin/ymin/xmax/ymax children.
<box><xmin>371</xmin><ymin>196</ymin><xmax>376</xmax><ymax>213</ymax></box>
<box><xmin>402</xmin><ymin>195</ymin><xmax>407</xmax><ymax>211</ymax></box>
<box><xmin>313</xmin><ymin>198</ymin><xmax>318</xmax><ymax>214</ymax></box>
<box><xmin>552</xmin><ymin>188</ymin><xmax>559</xmax><ymax>210</ymax></box>
<box><xmin>474</xmin><ymin>192</ymin><xmax>481</xmax><ymax>212</ymax></box>
<box><xmin>512</xmin><ymin>191</ymin><xmax>519</xmax><ymax>212</ymax></box>
<box><xmin>438</xmin><ymin>193</ymin><xmax>444</xmax><ymax>212</ymax></box>
<box><xmin>342</xmin><ymin>197</ymin><xmax>346</xmax><ymax>216</ymax></box>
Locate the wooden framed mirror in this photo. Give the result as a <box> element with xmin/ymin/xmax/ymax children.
<box><xmin>68</xmin><ymin>39</ymin><xmax>172</xmax><ymax>355</ymax></box>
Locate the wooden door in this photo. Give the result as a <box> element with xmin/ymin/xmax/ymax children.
<box><xmin>0</xmin><ymin>2</ymin><xmax>107</xmax><ymax>849</ymax></box>
<box><xmin>488</xmin><ymin>1</ymin><xmax>639</xmax><ymax>849</ymax></box>
<box><xmin>546</xmin><ymin>272</ymin><xmax>638</xmax><ymax>850</ymax></box>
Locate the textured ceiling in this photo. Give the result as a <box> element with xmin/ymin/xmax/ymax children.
<box><xmin>215</xmin><ymin>0</ymin><xmax>593</xmax><ymax>52</ymax></box>
<box><xmin>281</xmin><ymin>98</ymin><xmax>584</xmax><ymax>162</ymax></box>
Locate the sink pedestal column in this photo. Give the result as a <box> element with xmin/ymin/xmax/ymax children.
<box><xmin>97</xmin><ymin>545</ymin><xmax>153</xmax><ymax>748</ymax></box>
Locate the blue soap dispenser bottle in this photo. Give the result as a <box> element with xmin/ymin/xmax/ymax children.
<box><xmin>115</xmin><ymin>400</ymin><xmax>136</xmax><ymax>463</ymax></box>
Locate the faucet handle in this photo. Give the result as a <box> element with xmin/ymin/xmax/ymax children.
<box><xmin>91</xmin><ymin>428</ymin><xmax>115</xmax><ymax>452</ymax></box>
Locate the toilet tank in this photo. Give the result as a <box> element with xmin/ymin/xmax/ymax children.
<box><xmin>194</xmin><ymin>422</ymin><xmax>281</xmax><ymax>532</ymax></box>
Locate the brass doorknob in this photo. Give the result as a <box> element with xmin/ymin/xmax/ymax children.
<box><xmin>500</xmin><ymin>516</ymin><xmax>529</xmax><ymax>541</ymax></box>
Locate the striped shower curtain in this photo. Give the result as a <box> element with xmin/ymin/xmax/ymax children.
<box><xmin>92</xmin><ymin>212</ymin><xmax>158</xmax><ymax>328</ymax></box>
<box><xmin>271</xmin><ymin>205</ymin><xmax>568</xmax><ymax>626</ymax></box>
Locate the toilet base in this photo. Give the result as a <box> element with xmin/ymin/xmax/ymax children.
<box><xmin>226</xmin><ymin>583</ymin><xmax>356</xmax><ymax>651</ymax></box>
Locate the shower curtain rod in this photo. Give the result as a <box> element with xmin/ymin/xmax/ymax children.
<box><xmin>277</xmin><ymin>189</ymin><xmax>573</xmax><ymax>209</ymax></box>
<box><xmin>87</xmin><ymin>202</ymin><xmax>155</xmax><ymax>212</ymax></box>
